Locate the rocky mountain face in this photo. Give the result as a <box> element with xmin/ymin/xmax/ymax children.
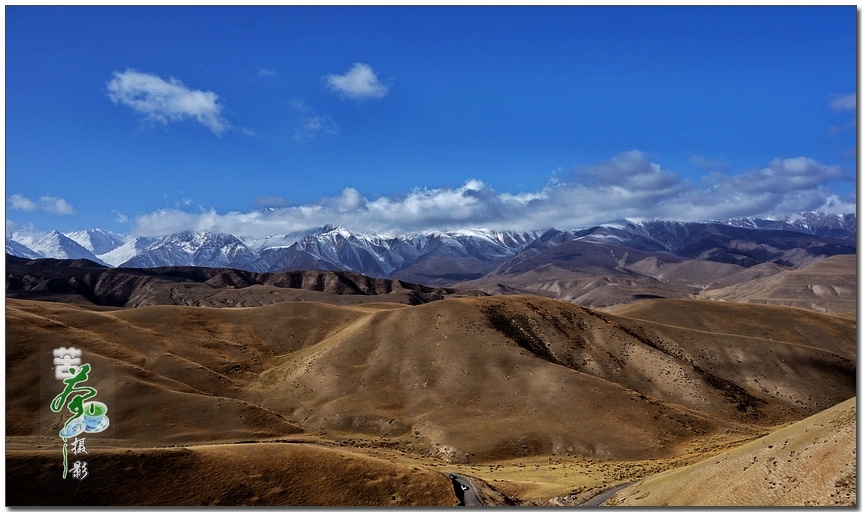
<box><xmin>459</xmin><ymin>217</ymin><xmax>856</xmax><ymax>310</ymax></box>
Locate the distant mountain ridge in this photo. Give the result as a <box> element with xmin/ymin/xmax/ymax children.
<box><xmin>5</xmin><ymin>213</ymin><xmax>855</xmax><ymax>288</ymax></box>
<box><xmin>6</xmin><ymin>230</ymin><xmax>110</xmax><ymax>266</ymax></box>
<box><xmin>5</xmin><ymin>255</ymin><xmax>479</xmax><ymax>308</ymax></box>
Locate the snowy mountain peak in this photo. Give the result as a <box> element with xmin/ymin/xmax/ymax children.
<box><xmin>6</xmin><ymin>213</ymin><xmax>855</xmax><ymax>281</ymax></box>
<box><xmin>7</xmin><ymin>229</ymin><xmax>107</xmax><ymax>265</ymax></box>
<box><xmin>117</xmin><ymin>230</ymin><xmax>259</xmax><ymax>270</ymax></box>
<box><xmin>64</xmin><ymin>228</ymin><xmax>127</xmax><ymax>256</ymax></box>
<box><xmin>99</xmin><ymin>236</ymin><xmax>158</xmax><ymax>268</ymax></box>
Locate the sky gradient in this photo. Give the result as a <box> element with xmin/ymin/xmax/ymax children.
<box><xmin>5</xmin><ymin>6</ymin><xmax>857</xmax><ymax>237</ymax></box>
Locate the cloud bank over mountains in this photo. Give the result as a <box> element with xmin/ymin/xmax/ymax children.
<box><xmin>129</xmin><ymin>151</ymin><xmax>854</xmax><ymax>238</ymax></box>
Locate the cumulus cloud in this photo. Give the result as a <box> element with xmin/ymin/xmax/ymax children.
<box><xmin>8</xmin><ymin>194</ymin><xmax>76</xmax><ymax>215</ymax></box>
<box><xmin>129</xmin><ymin>151</ymin><xmax>854</xmax><ymax>237</ymax></box>
<box><xmin>8</xmin><ymin>194</ymin><xmax>37</xmax><ymax>212</ymax></box>
<box><xmin>711</xmin><ymin>157</ymin><xmax>846</xmax><ymax>194</ymax></box>
<box><xmin>258</xmin><ymin>68</ymin><xmax>276</xmax><ymax>78</ymax></box>
<box><xmin>324</xmin><ymin>63</ymin><xmax>391</xmax><ymax>101</ymax></box>
<box><xmin>577</xmin><ymin>150</ymin><xmax>686</xmax><ymax>193</ymax></box>
<box><xmin>830</xmin><ymin>93</ymin><xmax>856</xmax><ymax>112</ymax></box>
<box><xmin>107</xmin><ymin>69</ymin><xmax>230</xmax><ymax>134</ymax></box>
<box><xmin>291</xmin><ymin>100</ymin><xmax>338</xmax><ymax>140</ymax></box>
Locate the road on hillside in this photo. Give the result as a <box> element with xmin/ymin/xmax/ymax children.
<box><xmin>581</xmin><ymin>482</ymin><xmax>635</xmax><ymax>506</ymax></box>
<box><xmin>448</xmin><ymin>473</ymin><xmax>484</xmax><ymax>506</ymax></box>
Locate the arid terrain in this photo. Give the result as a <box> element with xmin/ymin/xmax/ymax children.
<box><xmin>5</xmin><ymin>257</ymin><xmax>857</xmax><ymax>506</ymax></box>
<box><xmin>464</xmin><ymin>253</ymin><xmax>857</xmax><ymax>314</ymax></box>
<box><xmin>607</xmin><ymin>397</ymin><xmax>856</xmax><ymax>506</ymax></box>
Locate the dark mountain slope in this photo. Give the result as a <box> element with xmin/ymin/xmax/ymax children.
<box><xmin>5</xmin><ymin>255</ymin><xmax>483</xmax><ymax>308</ymax></box>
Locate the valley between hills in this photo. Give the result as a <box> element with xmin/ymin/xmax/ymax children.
<box><xmin>5</xmin><ymin>255</ymin><xmax>857</xmax><ymax>506</ymax></box>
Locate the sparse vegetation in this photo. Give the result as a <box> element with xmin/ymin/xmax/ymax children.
<box><xmin>6</xmin><ymin>272</ymin><xmax>856</xmax><ymax>505</ymax></box>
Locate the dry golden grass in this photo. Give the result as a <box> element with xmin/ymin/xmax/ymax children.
<box><xmin>0</xmin><ymin>427</ymin><xmax>774</xmax><ymax>506</ymax></box>
<box><xmin>607</xmin><ymin>397</ymin><xmax>856</xmax><ymax>506</ymax></box>
<box><xmin>611</xmin><ymin>297</ymin><xmax>856</xmax><ymax>358</ymax></box>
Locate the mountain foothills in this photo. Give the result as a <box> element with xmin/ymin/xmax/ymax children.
<box><xmin>5</xmin><ymin>294</ymin><xmax>856</xmax><ymax>505</ymax></box>
<box><xmin>6</xmin><ymin>212</ymin><xmax>856</xmax><ymax>312</ymax></box>
<box><xmin>5</xmin><ymin>212</ymin><xmax>857</xmax><ymax>506</ymax></box>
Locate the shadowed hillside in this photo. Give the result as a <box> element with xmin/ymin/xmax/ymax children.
<box><xmin>5</xmin><ymin>255</ymin><xmax>483</xmax><ymax>307</ymax></box>
<box><xmin>6</xmin><ymin>443</ymin><xmax>458</xmax><ymax>506</ymax></box>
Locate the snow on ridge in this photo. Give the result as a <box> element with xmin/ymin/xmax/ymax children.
<box><xmin>6</xmin><ymin>239</ymin><xmax>42</xmax><ymax>259</ymax></box>
<box><xmin>6</xmin><ymin>229</ymin><xmax>107</xmax><ymax>265</ymax></box>
<box><xmin>99</xmin><ymin>237</ymin><xmax>158</xmax><ymax>267</ymax></box>
<box><xmin>8</xmin><ymin>212</ymin><xmax>854</xmax><ymax>271</ymax></box>
<box><xmin>63</xmin><ymin>228</ymin><xmax>128</xmax><ymax>255</ymax></box>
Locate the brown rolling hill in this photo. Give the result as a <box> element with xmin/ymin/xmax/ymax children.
<box><xmin>458</xmin><ymin>239</ymin><xmax>700</xmax><ymax>308</ymax></box>
<box><xmin>609</xmin><ymin>298</ymin><xmax>856</xmax><ymax>359</ymax></box>
<box><xmin>8</xmin><ymin>294</ymin><xmax>854</xmax><ymax>467</ymax></box>
<box><xmin>607</xmin><ymin>396</ymin><xmax>856</xmax><ymax>506</ymax></box>
<box><xmin>698</xmin><ymin>254</ymin><xmax>857</xmax><ymax>314</ymax></box>
<box><xmin>461</xmin><ymin>254</ymin><xmax>856</xmax><ymax>314</ymax></box>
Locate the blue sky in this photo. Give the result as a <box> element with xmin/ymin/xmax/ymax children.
<box><xmin>5</xmin><ymin>6</ymin><xmax>857</xmax><ymax>237</ymax></box>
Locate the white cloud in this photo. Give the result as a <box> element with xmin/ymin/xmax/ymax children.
<box><xmin>107</xmin><ymin>69</ymin><xmax>230</xmax><ymax>135</ymax></box>
<box><xmin>8</xmin><ymin>194</ymin><xmax>38</xmax><ymax>212</ymax></box>
<box><xmin>129</xmin><ymin>151</ymin><xmax>854</xmax><ymax>237</ymax></box>
<box><xmin>41</xmin><ymin>197</ymin><xmax>76</xmax><ymax>215</ymax></box>
<box><xmin>577</xmin><ymin>150</ymin><xmax>685</xmax><ymax>193</ymax></box>
<box><xmin>715</xmin><ymin>157</ymin><xmax>846</xmax><ymax>194</ymax></box>
<box><xmin>830</xmin><ymin>93</ymin><xmax>856</xmax><ymax>112</ymax></box>
<box><xmin>324</xmin><ymin>63</ymin><xmax>391</xmax><ymax>101</ymax></box>
<box><xmin>8</xmin><ymin>194</ymin><xmax>76</xmax><ymax>215</ymax></box>
<box><xmin>291</xmin><ymin>100</ymin><xmax>338</xmax><ymax>140</ymax></box>
<box><xmin>258</xmin><ymin>68</ymin><xmax>276</xmax><ymax>78</ymax></box>
<box><xmin>114</xmin><ymin>211</ymin><xmax>129</xmax><ymax>223</ymax></box>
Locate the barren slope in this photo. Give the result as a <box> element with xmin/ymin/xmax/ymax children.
<box><xmin>698</xmin><ymin>254</ymin><xmax>857</xmax><ymax>314</ymax></box>
<box><xmin>8</xmin><ymin>295</ymin><xmax>854</xmax><ymax>464</ymax></box>
<box><xmin>610</xmin><ymin>298</ymin><xmax>856</xmax><ymax>359</ymax></box>
<box><xmin>459</xmin><ymin>245</ymin><xmax>855</xmax><ymax>313</ymax></box>
<box><xmin>607</xmin><ymin>397</ymin><xmax>856</xmax><ymax>506</ymax></box>
<box><xmin>6</xmin><ymin>442</ymin><xmax>457</xmax><ymax>506</ymax></box>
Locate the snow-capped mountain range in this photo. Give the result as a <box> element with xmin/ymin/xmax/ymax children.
<box><xmin>6</xmin><ymin>213</ymin><xmax>856</xmax><ymax>286</ymax></box>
